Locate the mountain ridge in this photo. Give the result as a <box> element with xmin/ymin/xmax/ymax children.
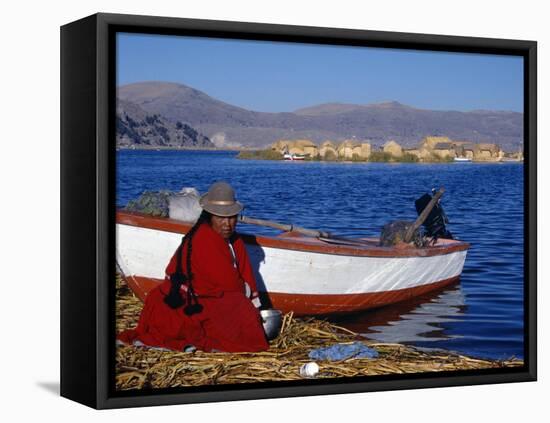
<box><xmin>117</xmin><ymin>81</ymin><xmax>523</xmax><ymax>151</ymax></box>
<box><xmin>116</xmin><ymin>97</ymin><xmax>214</xmax><ymax>148</ymax></box>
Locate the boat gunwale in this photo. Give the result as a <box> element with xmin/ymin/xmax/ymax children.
<box><xmin>116</xmin><ymin>210</ymin><xmax>470</xmax><ymax>258</ymax></box>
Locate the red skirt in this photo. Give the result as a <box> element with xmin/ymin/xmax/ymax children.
<box><xmin>117</xmin><ymin>284</ymin><xmax>269</xmax><ymax>353</ymax></box>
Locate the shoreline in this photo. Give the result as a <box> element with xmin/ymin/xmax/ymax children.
<box><xmin>116</xmin><ymin>147</ymin><xmax>523</xmax><ymax>163</ymax></box>
<box><xmin>116</xmin><ymin>145</ymin><xmax>250</xmax><ymax>152</ymax></box>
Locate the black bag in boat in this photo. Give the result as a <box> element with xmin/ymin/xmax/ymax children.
<box><xmin>414</xmin><ymin>192</ymin><xmax>453</xmax><ymax>240</ymax></box>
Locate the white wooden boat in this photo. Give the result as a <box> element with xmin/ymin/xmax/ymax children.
<box><xmin>116</xmin><ymin>211</ymin><xmax>469</xmax><ymax>316</ymax></box>
<box><xmin>454</xmin><ymin>157</ymin><xmax>472</xmax><ymax>162</ymax></box>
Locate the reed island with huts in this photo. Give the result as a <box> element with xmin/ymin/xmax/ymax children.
<box><xmin>238</xmin><ymin>136</ymin><xmax>524</xmax><ymax>163</ymax></box>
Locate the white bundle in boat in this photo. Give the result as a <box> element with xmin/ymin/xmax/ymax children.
<box><xmin>168</xmin><ymin>187</ymin><xmax>202</xmax><ymax>223</ymax></box>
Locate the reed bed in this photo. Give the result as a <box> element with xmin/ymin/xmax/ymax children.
<box><xmin>115</xmin><ymin>275</ymin><xmax>523</xmax><ymax>391</ymax></box>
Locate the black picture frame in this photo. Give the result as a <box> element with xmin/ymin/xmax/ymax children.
<box><xmin>60</xmin><ymin>12</ymin><xmax>537</xmax><ymax>409</ymax></box>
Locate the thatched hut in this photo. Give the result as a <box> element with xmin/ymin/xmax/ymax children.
<box><xmin>458</xmin><ymin>143</ymin><xmax>477</xmax><ymax>159</ymax></box>
<box><xmin>405</xmin><ymin>148</ymin><xmax>430</xmax><ymax>161</ymax></box>
<box><xmin>405</xmin><ymin>148</ymin><xmax>420</xmax><ymax>157</ymax></box>
<box><xmin>476</xmin><ymin>143</ymin><xmax>501</xmax><ymax>160</ymax></box>
<box><xmin>293</xmin><ymin>139</ymin><xmax>316</xmax><ymax>149</ymax></box>
<box><xmin>513</xmin><ymin>150</ymin><xmax>524</xmax><ymax>161</ymax></box>
<box><xmin>337</xmin><ymin>140</ymin><xmax>359</xmax><ymax>160</ymax></box>
<box><xmin>319</xmin><ymin>141</ymin><xmax>338</xmax><ymax>160</ymax></box>
<box><xmin>271</xmin><ymin>139</ymin><xmax>317</xmax><ymax>156</ymax></box>
<box><xmin>419</xmin><ymin>136</ymin><xmax>452</xmax><ymax>150</ymax></box>
<box><xmin>383</xmin><ymin>140</ymin><xmax>403</xmax><ymax>158</ymax></box>
<box><xmin>432</xmin><ymin>142</ymin><xmax>456</xmax><ymax>159</ymax></box>
<box><xmin>303</xmin><ymin>144</ymin><xmax>319</xmax><ymax>158</ymax></box>
<box><xmin>360</xmin><ymin>142</ymin><xmax>372</xmax><ymax>159</ymax></box>
<box><xmin>271</xmin><ymin>139</ymin><xmax>314</xmax><ymax>152</ymax></box>
<box><xmin>271</xmin><ymin>140</ymin><xmax>289</xmax><ymax>152</ymax></box>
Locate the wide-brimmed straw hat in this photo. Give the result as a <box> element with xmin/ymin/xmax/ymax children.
<box><xmin>199</xmin><ymin>181</ymin><xmax>244</xmax><ymax>217</ymax></box>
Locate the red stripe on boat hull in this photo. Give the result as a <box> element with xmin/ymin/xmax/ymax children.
<box><xmin>119</xmin><ymin>274</ymin><xmax>460</xmax><ymax>316</ymax></box>
<box><xmin>262</xmin><ymin>276</ymin><xmax>460</xmax><ymax>315</ymax></box>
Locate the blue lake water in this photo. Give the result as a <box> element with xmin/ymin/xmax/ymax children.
<box><xmin>117</xmin><ymin>150</ymin><xmax>525</xmax><ymax>360</ymax></box>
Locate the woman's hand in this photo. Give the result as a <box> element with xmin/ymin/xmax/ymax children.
<box><xmin>250</xmin><ymin>291</ymin><xmax>261</xmax><ymax>308</ymax></box>
<box><xmin>243</xmin><ymin>281</ymin><xmax>261</xmax><ymax>308</ymax></box>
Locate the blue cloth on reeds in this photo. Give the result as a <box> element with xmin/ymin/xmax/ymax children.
<box><xmin>308</xmin><ymin>342</ymin><xmax>379</xmax><ymax>361</ymax></box>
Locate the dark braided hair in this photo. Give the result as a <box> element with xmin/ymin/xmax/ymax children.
<box><xmin>164</xmin><ymin>211</ymin><xmax>211</xmax><ymax>314</ymax></box>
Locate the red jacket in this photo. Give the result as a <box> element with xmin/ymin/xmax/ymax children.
<box><xmin>117</xmin><ymin>223</ymin><xmax>269</xmax><ymax>353</ymax></box>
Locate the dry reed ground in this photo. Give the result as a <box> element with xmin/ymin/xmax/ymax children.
<box><xmin>115</xmin><ymin>275</ymin><xmax>523</xmax><ymax>391</ymax></box>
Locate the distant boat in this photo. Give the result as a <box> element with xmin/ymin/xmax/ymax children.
<box><xmin>454</xmin><ymin>157</ymin><xmax>472</xmax><ymax>162</ymax></box>
<box><xmin>283</xmin><ymin>152</ymin><xmax>306</xmax><ymax>161</ymax></box>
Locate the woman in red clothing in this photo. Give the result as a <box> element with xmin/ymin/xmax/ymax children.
<box><xmin>118</xmin><ymin>182</ymin><xmax>269</xmax><ymax>353</ymax></box>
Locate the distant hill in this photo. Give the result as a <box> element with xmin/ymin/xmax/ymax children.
<box><xmin>116</xmin><ymin>98</ymin><xmax>213</xmax><ymax>148</ymax></box>
<box><xmin>117</xmin><ymin>81</ymin><xmax>523</xmax><ymax>151</ymax></box>
<box><xmin>294</xmin><ymin>101</ymin><xmax>411</xmax><ymax>116</ymax></box>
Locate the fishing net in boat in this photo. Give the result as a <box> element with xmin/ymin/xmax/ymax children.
<box><xmin>379</xmin><ymin>220</ymin><xmax>427</xmax><ymax>248</ymax></box>
<box><xmin>125</xmin><ymin>190</ymin><xmax>171</xmax><ymax>217</ymax></box>
<box><xmin>124</xmin><ymin>187</ymin><xmax>202</xmax><ymax>222</ymax></box>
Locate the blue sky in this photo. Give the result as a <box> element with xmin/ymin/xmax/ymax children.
<box><xmin>117</xmin><ymin>33</ymin><xmax>523</xmax><ymax>113</ymax></box>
